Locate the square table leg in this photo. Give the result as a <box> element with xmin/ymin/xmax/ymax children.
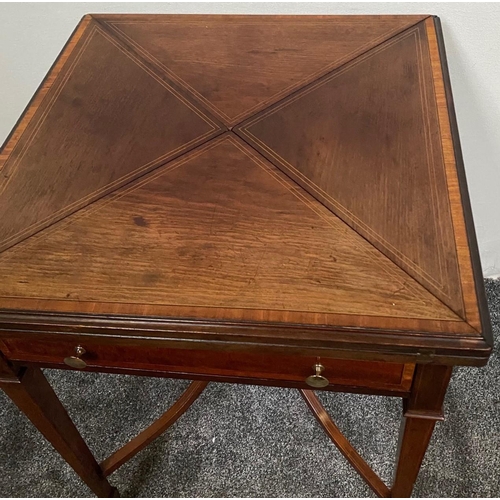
<box><xmin>391</xmin><ymin>364</ymin><xmax>453</xmax><ymax>497</ymax></box>
<box><xmin>0</xmin><ymin>355</ymin><xmax>117</xmax><ymax>498</ymax></box>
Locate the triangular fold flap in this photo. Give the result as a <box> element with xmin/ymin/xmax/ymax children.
<box><xmin>237</xmin><ymin>23</ymin><xmax>464</xmax><ymax>317</ymax></box>
<box><xmin>0</xmin><ymin>136</ymin><xmax>460</xmax><ymax>322</ymax></box>
<box><xmin>99</xmin><ymin>15</ymin><xmax>429</xmax><ymax>125</ymax></box>
<box><xmin>0</xmin><ymin>22</ymin><xmax>222</xmax><ymax>254</ymax></box>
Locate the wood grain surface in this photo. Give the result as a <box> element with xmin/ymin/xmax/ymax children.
<box><xmin>0</xmin><ymin>20</ymin><xmax>223</xmax><ymax>254</ymax></box>
<box><xmin>95</xmin><ymin>14</ymin><xmax>430</xmax><ymax>126</ymax></box>
<box><xmin>237</xmin><ymin>22</ymin><xmax>463</xmax><ymax>318</ymax></box>
<box><xmin>0</xmin><ymin>15</ymin><xmax>492</xmax><ymax>365</ymax></box>
<box><xmin>0</xmin><ymin>135</ymin><xmax>461</xmax><ymax>322</ymax></box>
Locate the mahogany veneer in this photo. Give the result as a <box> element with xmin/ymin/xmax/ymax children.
<box><xmin>0</xmin><ymin>14</ymin><xmax>492</xmax><ymax>497</ymax></box>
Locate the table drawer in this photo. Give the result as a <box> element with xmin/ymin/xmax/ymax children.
<box><xmin>1</xmin><ymin>337</ymin><xmax>414</xmax><ymax>394</ymax></box>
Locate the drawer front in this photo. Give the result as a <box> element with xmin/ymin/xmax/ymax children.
<box><xmin>1</xmin><ymin>337</ymin><xmax>414</xmax><ymax>394</ymax></box>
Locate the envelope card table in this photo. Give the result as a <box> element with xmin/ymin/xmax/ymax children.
<box><xmin>0</xmin><ymin>14</ymin><xmax>492</xmax><ymax>497</ymax></box>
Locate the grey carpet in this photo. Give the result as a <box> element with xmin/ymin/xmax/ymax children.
<box><xmin>1</xmin><ymin>279</ymin><xmax>499</xmax><ymax>498</ymax></box>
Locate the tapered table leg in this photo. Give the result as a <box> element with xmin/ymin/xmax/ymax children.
<box><xmin>391</xmin><ymin>364</ymin><xmax>453</xmax><ymax>497</ymax></box>
<box><xmin>0</xmin><ymin>356</ymin><xmax>117</xmax><ymax>498</ymax></box>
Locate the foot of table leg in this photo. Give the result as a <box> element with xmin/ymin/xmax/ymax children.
<box><xmin>0</xmin><ymin>358</ymin><xmax>115</xmax><ymax>498</ymax></box>
<box><xmin>391</xmin><ymin>364</ymin><xmax>453</xmax><ymax>497</ymax></box>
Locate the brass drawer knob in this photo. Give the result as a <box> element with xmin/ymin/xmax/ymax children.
<box><xmin>64</xmin><ymin>346</ymin><xmax>87</xmax><ymax>369</ymax></box>
<box><xmin>305</xmin><ymin>363</ymin><xmax>329</xmax><ymax>388</ymax></box>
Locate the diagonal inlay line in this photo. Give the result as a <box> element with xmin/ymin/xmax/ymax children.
<box><xmin>95</xmin><ymin>15</ymin><xmax>431</xmax><ymax>127</ymax></box>
<box><xmin>0</xmin><ymin>132</ymin><xmax>466</xmax><ymax>325</ymax></box>
<box><xmin>227</xmin><ymin>135</ymin><xmax>442</xmax><ymax>308</ymax></box>
<box><xmin>232</xmin><ymin>22</ymin><xmax>466</xmax><ymax>324</ymax></box>
<box><xmin>232</xmin><ymin>130</ymin><xmax>466</xmax><ymax>323</ymax></box>
<box><xmin>0</xmin><ymin>16</ymin><xmax>471</xmax><ymax>330</ymax></box>
<box><xmin>0</xmin><ymin>20</ymin><xmax>226</xmax><ymax>256</ymax></box>
<box><xmin>0</xmin><ymin>135</ymin><xmax>231</xmax><ymax>261</ymax></box>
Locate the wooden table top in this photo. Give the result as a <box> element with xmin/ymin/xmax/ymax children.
<box><xmin>0</xmin><ymin>15</ymin><xmax>492</xmax><ymax>365</ymax></box>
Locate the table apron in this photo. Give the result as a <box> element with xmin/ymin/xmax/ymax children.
<box><xmin>1</xmin><ymin>335</ymin><xmax>414</xmax><ymax>396</ymax></box>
